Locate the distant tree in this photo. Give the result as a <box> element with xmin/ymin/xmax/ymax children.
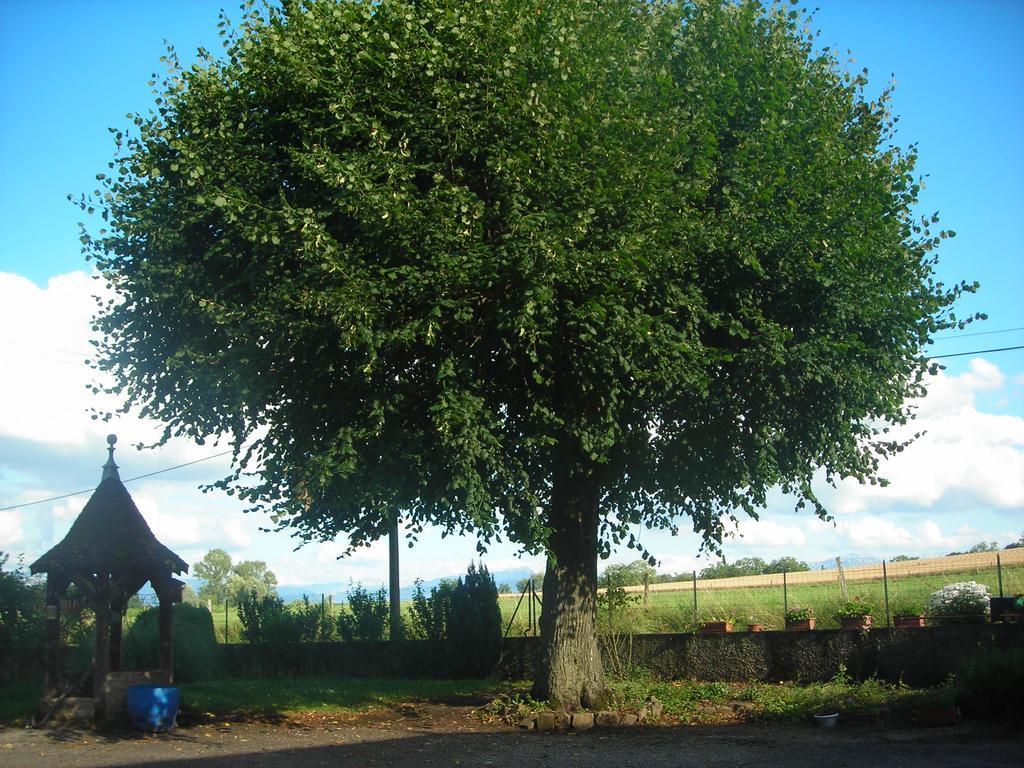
<box><xmin>227</xmin><ymin>560</ymin><xmax>278</xmax><ymax>602</ymax></box>
<box><xmin>968</xmin><ymin>541</ymin><xmax>999</xmax><ymax>553</ymax></box>
<box><xmin>732</xmin><ymin>557</ymin><xmax>768</xmax><ymax>576</ymax></box>
<box><xmin>765</xmin><ymin>556</ymin><xmax>809</xmax><ymax>574</ymax></box>
<box><xmin>181</xmin><ymin>582</ymin><xmax>202</xmax><ymax>605</ymax></box>
<box><xmin>1004</xmin><ymin>532</ymin><xmax>1024</xmax><ymax>550</ymax></box>
<box><xmin>890</xmin><ymin>554</ymin><xmax>919</xmax><ymax>562</ymax></box>
<box><xmin>497</xmin><ymin>583</ymin><xmax>512</xmax><ymax>594</ymax></box>
<box><xmin>193</xmin><ymin>549</ymin><xmax>232</xmax><ymax>603</ymax></box>
<box><xmin>600</xmin><ymin>560</ymin><xmax>657</xmax><ymax>588</ymax></box>
<box><xmin>515</xmin><ymin>574</ymin><xmax>545</xmax><ymax>593</ymax></box>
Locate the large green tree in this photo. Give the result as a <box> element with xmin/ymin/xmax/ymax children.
<box><xmin>85</xmin><ymin>0</ymin><xmax>974</xmax><ymax>708</ymax></box>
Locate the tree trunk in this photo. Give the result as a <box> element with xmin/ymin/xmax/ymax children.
<box><xmin>531</xmin><ymin>475</ymin><xmax>609</xmax><ymax>710</ymax></box>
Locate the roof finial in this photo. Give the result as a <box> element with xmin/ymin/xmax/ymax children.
<box><xmin>101</xmin><ymin>434</ymin><xmax>120</xmax><ymax>481</ymax></box>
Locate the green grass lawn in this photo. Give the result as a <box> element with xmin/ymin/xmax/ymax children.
<box><xmin>181</xmin><ymin>676</ymin><xmax>511</xmax><ymax>717</ymax></box>
<box><xmin>1</xmin><ymin>673</ymin><xmax>953</xmax><ymax>727</ymax></box>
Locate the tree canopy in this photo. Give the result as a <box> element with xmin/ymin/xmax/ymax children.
<box><xmin>85</xmin><ymin>0</ymin><xmax>975</xmax><ymax>707</ymax></box>
<box><xmin>193</xmin><ymin>548</ymin><xmax>278</xmax><ymax>603</ymax></box>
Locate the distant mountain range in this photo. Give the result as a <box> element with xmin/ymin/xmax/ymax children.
<box><xmin>807</xmin><ymin>555</ymin><xmax>882</xmax><ymax>571</ymax></box>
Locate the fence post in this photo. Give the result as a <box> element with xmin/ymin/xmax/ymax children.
<box><xmin>529</xmin><ymin>579</ymin><xmax>535</xmax><ymax>636</ymax></box>
<box><xmin>997</xmin><ymin>554</ymin><xmax>1003</xmax><ymax>597</ymax></box>
<box><xmin>783</xmin><ymin>570</ymin><xmax>788</xmax><ymax>618</ymax></box>
<box><xmin>882</xmin><ymin>560</ymin><xmax>891</xmax><ymax>628</ymax></box>
<box><xmin>692</xmin><ymin>570</ymin><xmax>698</xmax><ymax>624</ymax></box>
<box><xmin>224</xmin><ymin>600</ymin><xmax>229</xmax><ymax>643</ymax></box>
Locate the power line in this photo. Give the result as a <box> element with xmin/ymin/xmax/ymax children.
<box><xmin>933</xmin><ymin>325</ymin><xmax>1024</xmax><ymax>341</ymax></box>
<box><xmin>0</xmin><ymin>450</ymin><xmax>233</xmax><ymax>513</ymax></box>
<box><xmin>929</xmin><ymin>345</ymin><xmax>1024</xmax><ymax>360</ymax></box>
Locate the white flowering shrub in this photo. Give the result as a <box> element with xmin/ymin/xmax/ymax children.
<box><xmin>927</xmin><ymin>581</ymin><xmax>991</xmax><ymax>620</ymax></box>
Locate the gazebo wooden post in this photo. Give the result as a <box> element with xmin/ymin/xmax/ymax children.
<box><xmin>109</xmin><ymin>606</ymin><xmax>123</xmax><ymax>672</ymax></box>
<box><xmin>43</xmin><ymin>575</ymin><xmax>61</xmax><ymax>698</ymax></box>
<box><xmin>159</xmin><ymin>596</ymin><xmax>174</xmax><ymax>681</ymax></box>
<box><xmin>93</xmin><ymin>577</ymin><xmax>112</xmax><ymax>722</ymax></box>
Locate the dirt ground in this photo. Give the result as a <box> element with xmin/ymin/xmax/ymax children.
<box><xmin>1</xmin><ymin>704</ymin><xmax>1021</xmax><ymax>768</ymax></box>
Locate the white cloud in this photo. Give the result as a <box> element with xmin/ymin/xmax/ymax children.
<box><xmin>836</xmin><ymin>517</ymin><xmax>956</xmax><ymax>550</ymax></box>
<box><xmin>0</xmin><ymin>510</ymin><xmax>24</xmax><ymax>547</ymax></box>
<box><xmin>0</xmin><ymin>270</ymin><xmax>220</xmax><ymax>464</ymax></box>
<box><xmin>733</xmin><ymin>518</ymin><xmax>807</xmax><ymax>549</ymax></box>
<box><xmin>821</xmin><ymin>361</ymin><xmax>1024</xmax><ymax>515</ymax></box>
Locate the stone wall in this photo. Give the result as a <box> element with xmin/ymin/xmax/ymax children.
<box><xmin>501</xmin><ymin>624</ymin><xmax>1024</xmax><ymax>686</ymax></box>
<box><xmin>102</xmin><ymin>668</ymin><xmax>172</xmax><ymax>724</ymax></box>
<box><xmin>17</xmin><ymin>624</ymin><xmax>1018</xmax><ymax>685</ymax></box>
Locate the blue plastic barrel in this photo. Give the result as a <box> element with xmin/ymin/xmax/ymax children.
<box><xmin>126</xmin><ymin>685</ymin><xmax>180</xmax><ymax>732</ymax></box>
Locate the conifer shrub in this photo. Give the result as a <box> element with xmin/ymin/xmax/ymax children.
<box><xmin>122</xmin><ymin>602</ymin><xmax>220</xmax><ymax>681</ymax></box>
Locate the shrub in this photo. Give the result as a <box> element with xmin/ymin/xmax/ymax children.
<box><xmin>237</xmin><ymin>592</ymin><xmax>286</xmax><ymax>643</ymax></box>
<box><xmin>891</xmin><ymin>599</ymin><xmax>925</xmax><ymax>617</ymax></box>
<box><xmin>407</xmin><ymin>579</ymin><xmax>455</xmax><ymax>641</ymax></box>
<box><xmin>957</xmin><ymin>646</ymin><xmax>1024</xmax><ymax>719</ymax></box>
<box><xmin>927</xmin><ymin>581</ymin><xmax>990</xmax><ymax>621</ymax></box>
<box><xmin>405</xmin><ymin>564</ymin><xmax>502</xmax><ymax>677</ymax></box>
<box><xmin>835</xmin><ymin>597</ymin><xmax>875</xmax><ymax>619</ymax></box>
<box><xmin>446</xmin><ymin>563</ymin><xmax>502</xmax><ymax>678</ymax></box>
<box><xmin>122</xmin><ymin>603</ymin><xmax>220</xmax><ymax>682</ymax></box>
<box><xmin>289</xmin><ymin>596</ymin><xmax>336</xmax><ymax>642</ymax></box>
<box><xmin>0</xmin><ymin>553</ymin><xmax>44</xmax><ymax>683</ymax></box>
<box><xmin>337</xmin><ymin>583</ymin><xmax>389</xmax><ymax>642</ymax></box>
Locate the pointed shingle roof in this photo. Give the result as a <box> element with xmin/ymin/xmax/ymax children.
<box><xmin>30</xmin><ymin>436</ymin><xmax>188</xmax><ymax>578</ymax></box>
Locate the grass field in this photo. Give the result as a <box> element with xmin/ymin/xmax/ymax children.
<box><xmin>499</xmin><ymin>562</ymin><xmax>1024</xmax><ymax>634</ymax></box>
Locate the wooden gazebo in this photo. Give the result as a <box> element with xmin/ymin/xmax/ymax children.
<box><xmin>30</xmin><ymin>435</ymin><xmax>188</xmax><ymax>721</ymax></box>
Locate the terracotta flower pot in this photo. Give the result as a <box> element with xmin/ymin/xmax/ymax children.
<box><xmin>747</xmin><ymin>623</ymin><xmax>764</xmax><ymax>632</ymax></box>
<box><xmin>916</xmin><ymin>705</ymin><xmax>958</xmax><ymax>727</ymax></box>
<box><xmin>894</xmin><ymin>614</ymin><xmax>925</xmax><ymax>629</ymax></box>
<box><xmin>839</xmin><ymin>615</ymin><xmax>873</xmax><ymax>630</ymax></box>
<box><xmin>700</xmin><ymin>620</ymin><xmax>734</xmax><ymax>633</ymax></box>
<box><xmin>785</xmin><ymin>618</ymin><xmax>816</xmax><ymax>631</ymax></box>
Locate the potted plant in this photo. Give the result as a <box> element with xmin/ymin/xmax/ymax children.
<box><xmin>927</xmin><ymin>581</ymin><xmax>990</xmax><ymax>624</ymax></box>
<box><xmin>747</xmin><ymin>616</ymin><xmax>764</xmax><ymax>632</ymax></box>
<box><xmin>699</xmin><ymin>616</ymin><xmax>735</xmax><ymax>633</ymax></box>
<box><xmin>785</xmin><ymin>607</ymin><xmax>815</xmax><ymax>631</ymax></box>
<box><xmin>912</xmin><ymin>685</ymin><xmax>959</xmax><ymax>727</ymax></box>
<box><xmin>835</xmin><ymin>597</ymin><xmax>874</xmax><ymax>630</ymax></box>
<box><xmin>892</xmin><ymin>599</ymin><xmax>926</xmax><ymax>628</ymax></box>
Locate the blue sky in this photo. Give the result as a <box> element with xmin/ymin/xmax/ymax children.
<box><xmin>1</xmin><ymin>1</ymin><xmax>1021</xmax><ymax>589</ymax></box>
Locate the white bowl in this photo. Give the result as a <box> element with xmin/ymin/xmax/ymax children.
<box><xmin>814</xmin><ymin>712</ymin><xmax>840</xmax><ymax>728</ymax></box>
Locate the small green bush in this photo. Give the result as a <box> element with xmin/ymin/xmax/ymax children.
<box><xmin>835</xmin><ymin>597</ymin><xmax>875</xmax><ymax>619</ymax></box>
<box><xmin>407</xmin><ymin>579</ymin><xmax>455</xmax><ymax>641</ymax></box>
<box><xmin>122</xmin><ymin>603</ymin><xmax>220</xmax><ymax>682</ymax></box>
<box><xmin>337</xmin><ymin>584</ymin><xmax>389</xmax><ymax>642</ymax></box>
<box><xmin>0</xmin><ymin>553</ymin><xmax>44</xmax><ymax>682</ymax></box>
<box><xmin>957</xmin><ymin>647</ymin><xmax>1024</xmax><ymax>719</ymax></box>
<box><xmin>238</xmin><ymin>592</ymin><xmax>281</xmax><ymax>643</ymax></box>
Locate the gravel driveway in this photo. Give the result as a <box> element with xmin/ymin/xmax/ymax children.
<box><xmin>1</xmin><ymin>708</ymin><xmax>1021</xmax><ymax>767</ymax></box>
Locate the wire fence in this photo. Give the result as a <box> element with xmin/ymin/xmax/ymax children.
<box><xmin>499</xmin><ymin>549</ymin><xmax>1024</xmax><ymax>635</ymax></box>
